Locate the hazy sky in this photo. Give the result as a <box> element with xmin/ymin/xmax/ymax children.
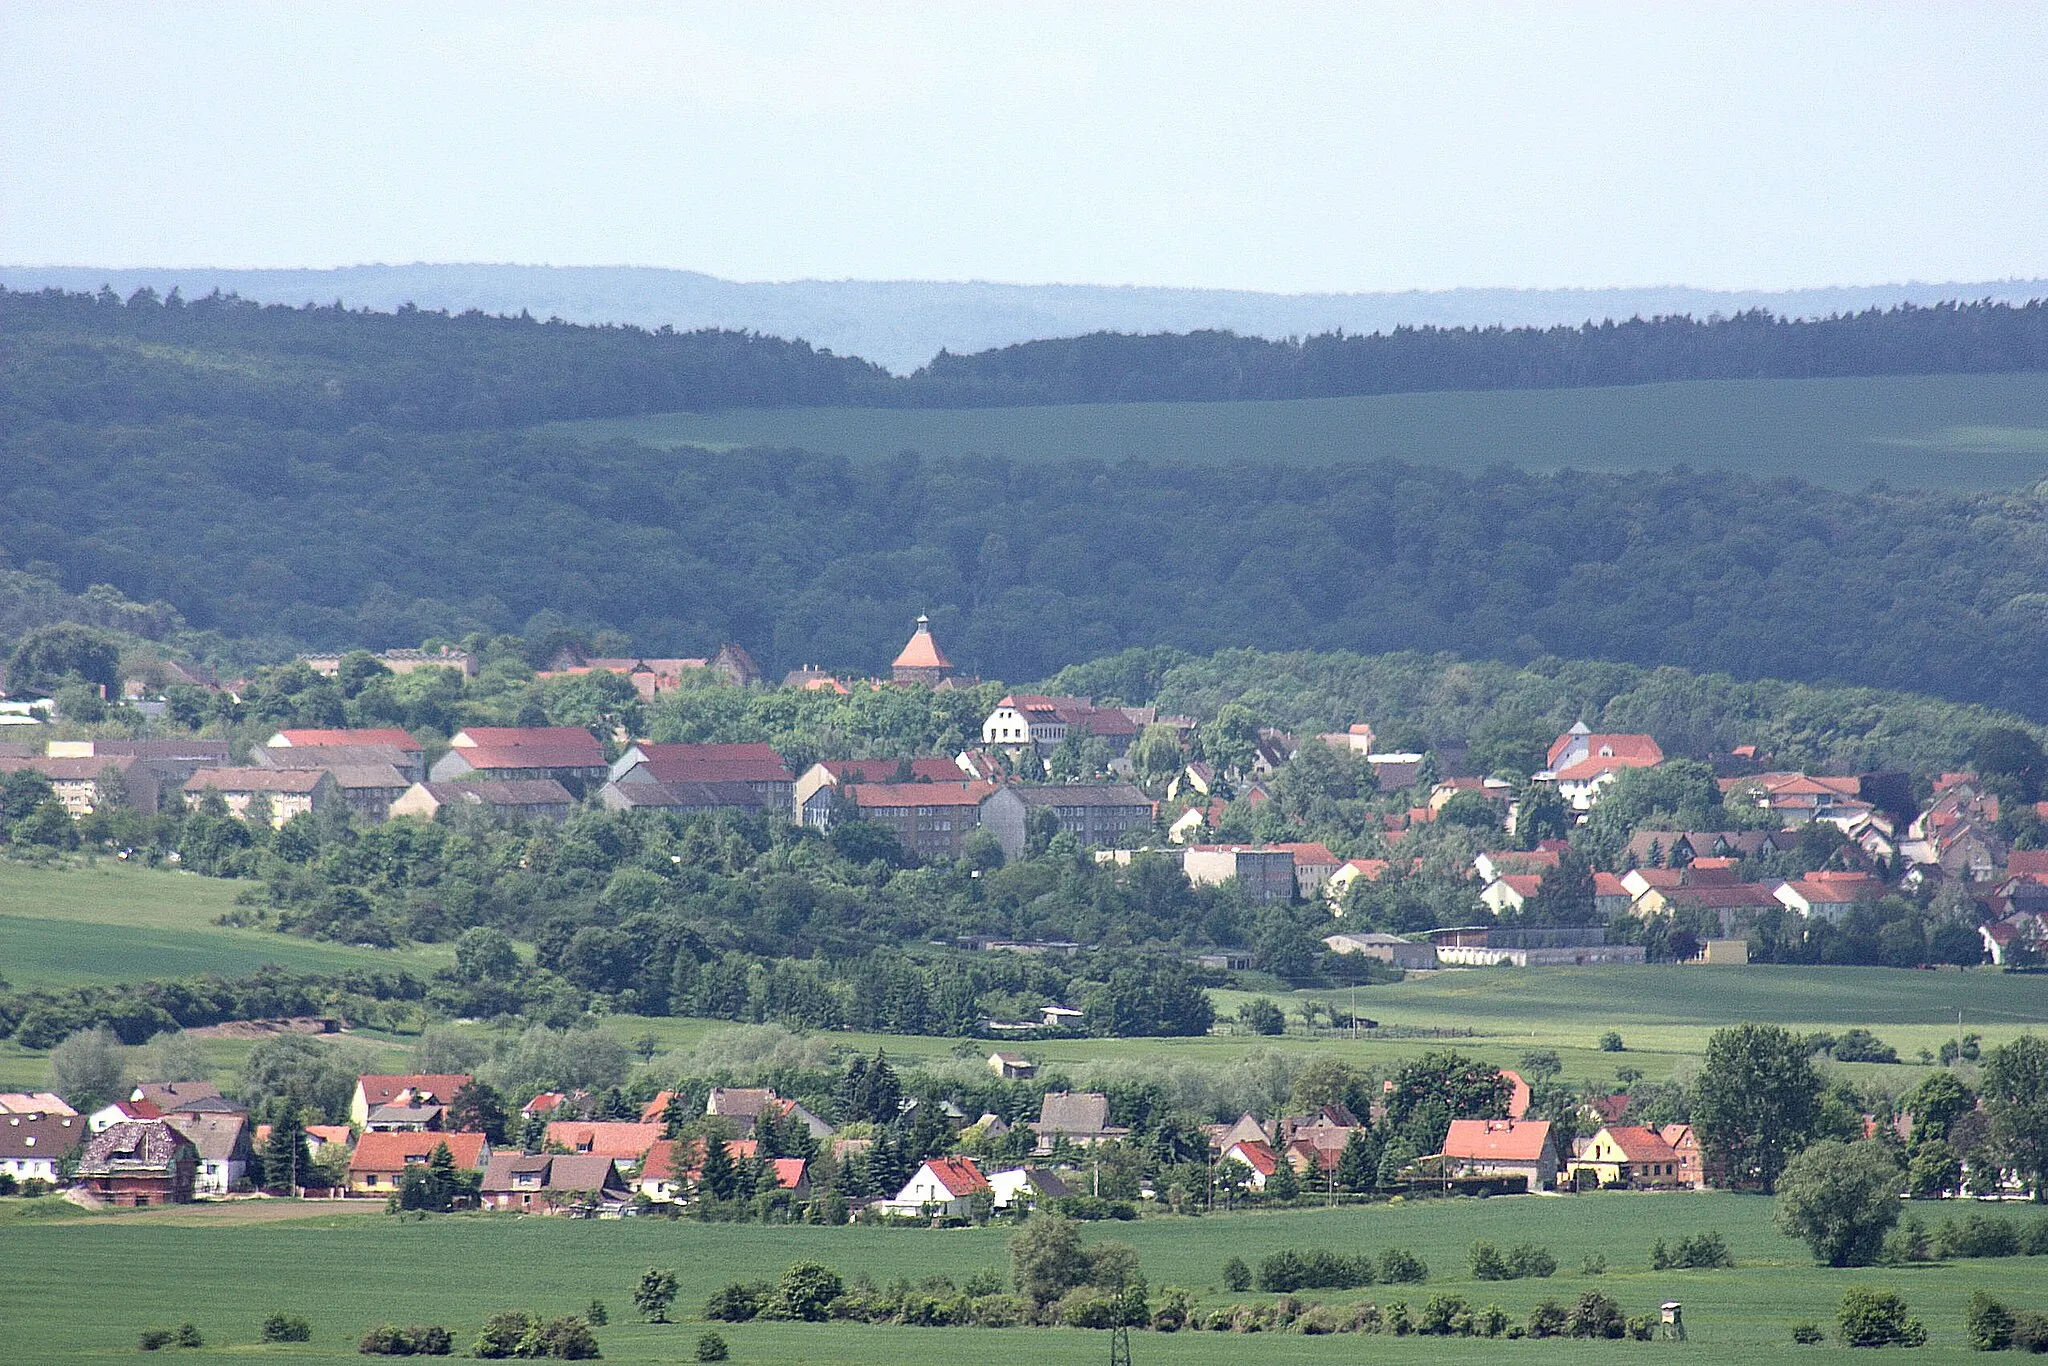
<box><xmin>4</xmin><ymin>2</ymin><xmax>2044</xmax><ymax>292</ymax></box>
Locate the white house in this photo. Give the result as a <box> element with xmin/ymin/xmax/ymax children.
<box><xmin>882</xmin><ymin>1157</ymin><xmax>989</xmax><ymax>1218</ymax></box>
<box><xmin>0</xmin><ymin>1113</ymin><xmax>83</xmax><ymax>1184</ymax></box>
<box><xmin>986</xmin><ymin>1166</ymin><xmax>1073</xmax><ymax>1211</ymax></box>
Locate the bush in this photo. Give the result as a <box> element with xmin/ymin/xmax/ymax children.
<box><xmin>1150</xmin><ymin>1287</ymin><xmax>1193</xmax><ymax>1332</ymax></box>
<box><xmin>1528</xmin><ymin>1300</ymin><xmax>1567</xmax><ymax>1338</ymax></box>
<box><xmin>585</xmin><ymin>1301</ymin><xmax>607</xmax><ymax>1328</ymax></box>
<box><xmin>1838</xmin><ymin>1288</ymin><xmax>1928</xmax><ymax>1348</ymax></box>
<box><xmin>1256</xmin><ymin>1248</ymin><xmax>1374</xmax><ymax>1291</ymax></box>
<box><xmin>705</xmin><ymin>1282</ymin><xmax>770</xmax><ymax>1322</ymax></box>
<box><xmin>1221</xmin><ymin>1255</ymin><xmax>1250</xmax><ymax>1292</ymax></box>
<box><xmin>172</xmin><ymin>1324</ymin><xmax>202</xmax><ymax>1348</ymax></box>
<box><xmin>772</xmin><ymin>1262</ymin><xmax>844</xmax><ymax>1321</ymax></box>
<box><xmin>1471</xmin><ymin>1239</ymin><xmax>1554</xmax><ymax>1279</ymax></box>
<box><xmin>1050</xmin><ymin>1195</ymin><xmax>1137</xmax><ymax>1221</ymax></box>
<box><xmin>1383</xmin><ymin>1300</ymin><xmax>1412</xmax><ymax>1335</ymax></box>
<box><xmin>139</xmin><ymin>1329</ymin><xmax>174</xmax><ymax>1351</ymax></box>
<box><xmin>473</xmin><ymin>1311</ymin><xmax>538</xmax><ymax>1359</ymax></box>
<box><xmin>1793</xmin><ymin>1322</ymin><xmax>1826</xmax><ymax>1345</ymax></box>
<box><xmin>1968</xmin><ymin>1292</ymin><xmax>2017</xmax><ymax>1351</ymax></box>
<box><xmin>1937</xmin><ymin>1214</ymin><xmax>2024</xmax><ymax>1260</ymax></box>
<box><xmin>359</xmin><ymin>1324</ymin><xmax>413</xmax><ymax>1355</ymax></box>
<box><xmin>1475</xmin><ymin>1303</ymin><xmax>1510</xmax><ymax>1338</ymax></box>
<box><xmin>1883</xmin><ymin>1215</ymin><xmax>1934</xmax><ymax>1266</ymax></box>
<box><xmin>519</xmin><ymin>1316</ymin><xmax>599</xmax><ymax>1360</ymax></box>
<box><xmin>1568</xmin><ymin>1291</ymin><xmax>1626</xmax><ymax>1339</ymax></box>
<box><xmin>1582</xmin><ymin>1253</ymin><xmax>1608</xmax><ymax>1276</ymax></box>
<box><xmin>1657</xmin><ymin>1230</ymin><xmax>1735</xmax><ymax>1269</ymax></box>
<box><xmin>1599</xmin><ymin>1031</ymin><xmax>1625</xmax><ymax>1052</ymax></box>
<box><xmin>1626</xmin><ymin>1313</ymin><xmax>1657</xmax><ymax>1342</ymax></box>
<box><xmin>1470</xmin><ymin>1240</ymin><xmax>1507</xmax><ymax>1280</ymax></box>
<box><xmin>262</xmin><ymin>1312</ymin><xmax>313</xmax><ymax>1343</ymax></box>
<box><xmin>694</xmin><ymin>1332</ymin><xmax>729</xmax><ymax>1362</ymax></box>
<box><xmin>1377</xmin><ymin>1248</ymin><xmax>1428</xmax><ymax>1283</ymax></box>
<box><xmin>1418</xmin><ymin>1294</ymin><xmax>1471</xmax><ymax>1336</ymax></box>
<box><xmin>2013</xmin><ymin>1311</ymin><xmax>2048</xmax><ymax>1353</ymax></box>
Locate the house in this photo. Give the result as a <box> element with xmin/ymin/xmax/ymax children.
<box><xmin>1480</xmin><ymin>874</ymin><xmax>1545</xmax><ymax>915</ymax></box>
<box><xmin>1266</xmin><ymin>842</ymin><xmax>1344</xmax><ymax>896</ymax></box>
<box><xmin>479</xmin><ymin>1153</ymin><xmax>631</xmax><ymax>1214</ymax></box>
<box><xmin>90</xmin><ymin>1098</ymin><xmax>164</xmax><ymax>1131</ymax></box>
<box><xmin>250</xmin><ymin>746</ymin><xmax>416</xmax><ymax>820</ymax></box>
<box><xmin>364</xmin><ymin>1100</ymin><xmax>445</xmax><ymax>1132</ymax></box>
<box><xmin>987</xmin><ymin>1051</ymin><xmax>1036</xmax><ymax>1081</ymax></box>
<box><xmin>1324</xmin><ymin>857</ymin><xmax>1394</xmax><ymax>902</ymax></box>
<box><xmin>131</xmin><ymin>1081</ymin><xmax>223</xmax><ymax>1110</ymax></box>
<box><xmin>1167</xmin><ymin>761</ymin><xmax>1218</xmax><ymax>801</ymax></box>
<box><xmin>1182</xmin><ymin>845</ymin><xmax>1298</xmax><ymax>903</ymax></box>
<box><xmin>0</xmin><ymin>755</ymin><xmax>161</xmax><ymax>816</ymax></box>
<box><xmin>1568</xmin><ymin>1125</ymin><xmax>1686</xmax><ymax>1189</ymax></box>
<box><xmin>1029</xmin><ymin>1092</ymin><xmax>1129</xmax><ymax>1151</ymax></box>
<box><xmin>347</xmin><ymin>1131</ymin><xmax>490</xmax><ymax>1195</ymax></box>
<box><xmin>1593</xmin><ymin>872</ymin><xmax>1632</xmax><ymax>919</ymax></box>
<box><xmin>1366</xmin><ymin>753</ymin><xmax>1428</xmax><ymax>791</ymax></box>
<box><xmin>980</xmin><ymin>695</ymin><xmax>1138</xmax><ymax>756</ymax></box>
<box><xmin>1541</xmin><ymin>724</ymin><xmax>1664</xmax><ymax>809</ymax></box>
<box><xmin>792</xmin><ymin>757</ymin><xmax>967</xmax><ymax>827</ymax></box>
<box><xmin>389</xmin><ymin>779</ymin><xmax>574</xmax><ymax>823</ymax></box>
<box><xmin>599</xmin><ymin>778</ymin><xmax>765</xmax><ymax>816</ymax></box>
<box><xmin>1427</xmin><ymin>776</ymin><xmax>1514</xmax><ymax>815</ymax></box>
<box><xmin>1429</xmin><ymin>925</ymin><xmax>1645</xmax><ymax>967</ymax></box>
<box><xmin>306</xmin><ymin>1124</ymin><xmax>355</xmax><ymax>1159</ymax></box>
<box><xmin>891</xmin><ymin>614</ymin><xmax>956</xmax><ymax>686</ymax></box>
<box><xmin>1221</xmin><ymin>1138</ymin><xmax>1283</xmax><ymax>1189</ymax></box>
<box><xmin>1658</xmin><ymin>1124</ymin><xmax>1708</xmax><ymax>1189</ymax></box>
<box><xmin>183</xmin><ymin>768</ymin><xmax>337</xmax><ymax>827</ymax></box>
<box><xmin>1207</xmin><ymin>1112</ymin><xmax>1272</xmax><ymax>1152</ymax></box>
<box><xmin>541</xmin><ymin>1121</ymin><xmax>664</xmax><ymax>1167</ymax></box>
<box><xmin>1774</xmin><ymin>872</ymin><xmax>1887</xmax><ymax>924</ymax></box>
<box><xmin>1472</xmin><ymin>846</ymin><xmax>1562</xmax><ymax>883</ymax></box>
<box><xmin>1323</xmin><ymin>931</ymin><xmax>1439</xmax><ymax>969</ymax></box>
<box><xmin>265</xmin><ymin>728</ymin><xmax>425</xmax><ymax>782</ymax></box>
<box><xmin>882</xmin><ymin>1156</ymin><xmax>989</xmax><ymax>1218</ymax></box>
<box><xmin>1624</xmin><ymin>829</ymin><xmax>1785</xmax><ymax>868</ymax></box>
<box><xmin>1436</xmin><ymin>1118</ymin><xmax>1558</xmax><ymax>1190</ymax></box>
<box><xmin>833</xmin><ymin>781</ymin><xmax>995</xmax><ymax>859</ymax></box>
<box><xmin>300</xmin><ymin>647</ymin><xmax>477</xmax><ymax>679</ymax></box>
<box><xmin>0</xmin><ymin>1091</ymin><xmax>74</xmax><ymax>1116</ymax></box>
<box><xmin>609</xmin><ymin>743</ymin><xmax>794</xmax><ymax>812</ymax></box>
<box><xmin>349</xmin><ymin>1075</ymin><xmax>472</xmax><ymax>1128</ymax></box>
<box><xmin>1317</xmin><ymin>723</ymin><xmax>1378</xmax><ymax>755</ymax></box>
<box><xmin>75</xmin><ymin>1119</ymin><xmax>196</xmax><ymax>1205</ymax></box>
<box><xmin>166</xmin><ymin>1111</ymin><xmax>254</xmax><ymax>1195</ymax></box>
<box><xmin>978</xmin><ymin>784</ymin><xmax>1154</xmax><ymax>861</ymax></box>
<box><xmin>0</xmin><ymin>1112</ymin><xmax>84</xmax><ymax>1185</ymax></box>
<box><xmin>1644</xmin><ymin>882</ymin><xmax>1785</xmax><ymax>937</ymax></box>
<box><xmin>1725</xmin><ymin>772</ymin><xmax>1874</xmax><ymax>828</ymax></box>
<box><xmin>432</xmin><ymin>727</ymin><xmax>608</xmax><ymax>796</ymax></box>
<box><xmin>701</xmin><ymin>1087</ymin><xmax>834</xmax><ymax>1140</ymax></box>
<box><xmin>986</xmin><ymin>1165</ymin><xmax>1072</xmax><ymax>1211</ymax></box>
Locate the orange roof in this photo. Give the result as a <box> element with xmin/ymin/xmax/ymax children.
<box><xmin>1592</xmin><ymin>872</ymin><xmax>1629</xmax><ymax>896</ymax></box>
<box><xmin>640</xmin><ymin>1136</ymin><xmax>763</xmax><ymax>1184</ymax></box>
<box><xmin>543</xmin><ymin>1121</ymin><xmax>663</xmax><ymax>1160</ymax></box>
<box><xmin>349</xmin><ymin>1131</ymin><xmax>488</xmax><ymax>1171</ymax></box>
<box><xmin>1592</xmin><ymin>1124</ymin><xmax>1679</xmax><ymax>1165</ymax></box>
<box><xmin>822</xmin><ymin>758</ymin><xmax>963</xmax><ymax>783</ymax></box>
<box><xmin>1341</xmin><ymin>857</ymin><xmax>1391</xmax><ymax>881</ymax></box>
<box><xmin>1225</xmin><ymin>1139</ymin><xmax>1279</xmax><ymax>1176</ymax></box>
<box><xmin>842</xmin><ymin>781</ymin><xmax>995</xmax><ymax>808</ymax></box>
<box><xmin>892</xmin><ymin>616</ymin><xmax>951</xmax><ymax>670</ymax></box>
<box><xmin>1548</xmin><ymin>731</ymin><xmax>1663</xmax><ymax>769</ymax></box>
<box><xmin>1440</xmin><ymin>1118</ymin><xmax>1552</xmax><ymax>1163</ymax></box>
<box><xmin>921</xmin><ymin>1156</ymin><xmax>988</xmax><ymax>1197</ymax></box>
<box><xmin>1270</xmin><ymin>842</ymin><xmax>1341</xmax><ymax>867</ymax></box>
<box><xmin>1498</xmin><ymin>874</ymin><xmax>1544</xmax><ymax>897</ymax></box>
<box><xmin>1498</xmin><ymin>1069</ymin><xmax>1533</xmax><ymax>1120</ymax></box>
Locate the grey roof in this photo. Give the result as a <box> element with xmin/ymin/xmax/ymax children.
<box><xmin>417</xmin><ymin>779</ymin><xmax>573</xmax><ymax>808</ymax></box>
<box><xmin>0</xmin><ymin>1112</ymin><xmax>85</xmax><ymax>1159</ymax></box>
<box><xmin>600</xmin><ymin>779</ymin><xmax>763</xmax><ymax>812</ymax></box>
<box><xmin>166</xmin><ymin>1112</ymin><xmax>250</xmax><ymax>1161</ymax></box>
<box><xmin>254</xmin><ymin>744</ymin><xmax>412</xmax><ymax>771</ymax></box>
<box><xmin>1032</xmin><ymin>1091</ymin><xmax>1119</xmax><ymax>1135</ymax></box>
<box><xmin>997</xmin><ymin>784</ymin><xmax>1150</xmax><ymax>808</ymax></box>
<box><xmin>706</xmin><ymin>1087</ymin><xmax>778</xmax><ymax>1118</ymax></box>
<box><xmin>481</xmin><ymin>1152</ymin><xmax>625</xmax><ymax>1192</ymax></box>
<box><xmin>134</xmin><ymin>1081</ymin><xmax>222</xmax><ymax>1107</ymax></box>
<box><xmin>79</xmin><ymin>1119</ymin><xmax>192</xmax><ymax>1174</ymax></box>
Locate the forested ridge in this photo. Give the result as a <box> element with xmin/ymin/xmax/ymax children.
<box><xmin>6</xmin><ymin>286</ymin><xmax>2048</xmax><ymax>426</ymax></box>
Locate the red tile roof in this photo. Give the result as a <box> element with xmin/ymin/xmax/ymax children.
<box><xmin>1271</xmin><ymin>842</ymin><xmax>1341</xmax><ymax>868</ymax></box>
<box><xmin>357</xmin><ymin>1075</ymin><xmax>472</xmax><ymax>1109</ymax></box>
<box><xmin>543</xmin><ymin>1121</ymin><xmax>664</xmax><ymax>1161</ymax></box>
<box><xmin>822</xmin><ymin>758</ymin><xmax>963</xmax><ymax>783</ymax></box>
<box><xmin>1441</xmin><ymin>1118</ymin><xmax>1553</xmax><ymax>1163</ymax></box>
<box><xmin>450</xmin><ymin>742</ymin><xmax>605</xmax><ymax>771</ymax></box>
<box><xmin>349</xmin><ymin>1131</ymin><xmax>488</xmax><ymax>1171</ymax></box>
<box><xmin>842</xmin><ymin>781</ymin><xmax>995</xmax><ymax>808</ymax></box>
<box><xmin>629</xmin><ymin>743</ymin><xmax>792</xmax><ymax>784</ymax></box>
<box><xmin>1225</xmin><ymin>1139</ymin><xmax>1279</xmax><ymax>1176</ymax></box>
<box><xmin>922</xmin><ymin>1156</ymin><xmax>988</xmax><ymax>1197</ymax></box>
<box><xmin>453</xmin><ymin>727</ymin><xmax>604</xmax><ymax>761</ymax></box>
<box><xmin>892</xmin><ymin>618</ymin><xmax>952</xmax><ymax>671</ymax></box>
<box><xmin>1592</xmin><ymin>1124</ymin><xmax>1679</xmax><ymax>1165</ymax></box>
<box><xmin>1548</xmin><ymin>732</ymin><xmax>1663</xmax><ymax>770</ymax></box>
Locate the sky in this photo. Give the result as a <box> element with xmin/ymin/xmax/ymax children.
<box><xmin>3</xmin><ymin>2</ymin><xmax>2045</xmax><ymax>293</ymax></box>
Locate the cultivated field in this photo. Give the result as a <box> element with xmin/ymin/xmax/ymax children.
<box><xmin>547</xmin><ymin>371</ymin><xmax>2048</xmax><ymax>491</ymax></box>
<box><xmin>5</xmin><ymin>1189</ymin><xmax>2044</xmax><ymax>1363</ymax></box>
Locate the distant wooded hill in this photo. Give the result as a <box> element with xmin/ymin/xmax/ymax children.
<box><xmin>6</xmin><ymin>262</ymin><xmax>2046</xmax><ymax>373</ymax></box>
<box><xmin>5</xmin><ymin>287</ymin><xmax>2048</xmax><ymax>431</ymax></box>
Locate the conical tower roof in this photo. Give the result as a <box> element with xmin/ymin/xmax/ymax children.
<box><xmin>892</xmin><ymin>614</ymin><xmax>951</xmax><ymax>670</ymax></box>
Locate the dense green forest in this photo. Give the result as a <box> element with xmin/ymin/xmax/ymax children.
<box><xmin>8</xmin><ymin>287</ymin><xmax>2046</xmax><ymax>422</ymax></box>
<box><xmin>12</xmin><ymin>285</ymin><xmax>2048</xmax><ymax>717</ymax></box>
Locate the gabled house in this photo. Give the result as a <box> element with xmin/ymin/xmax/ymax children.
<box><xmin>89</xmin><ymin>1098</ymin><xmax>164</xmax><ymax>1132</ymax></box>
<box><xmin>792</xmin><ymin>757</ymin><xmax>967</xmax><ymax>827</ymax></box>
<box><xmin>1658</xmin><ymin>1124</ymin><xmax>1707</xmax><ymax>1189</ymax></box>
<box><xmin>265</xmin><ymin>728</ymin><xmax>425</xmax><ymax>782</ymax></box>
<box><xmin>1221</xmin><ymin>1138</ymin><xmax>1283</xmax><ymax>1189</ymax></box>
<box><xmin>1029</xmin><ymin>1091</ymin><xmax>1129</xmax><ymax>1152</ymax></box>
<box><xmin>987</xmin><ymin>1051</ymin><xmax>1036</xmax><ymax>1081</ymax></box>
<box><xmin>703</xmin><ymin>1088</ymin><xmax>834</xmax><ymax>1140</ymax></box>
<box><xmin>0</xmin><ymin>1112</ymin><xmax>84</xmax><ymax>1185</ymax></box>
<box><xmin>349</xmin><ymin>1075</ymin><xmax>472</xmax><ymax>1128</ymax></box>
<box><xmin>1268</xmin><ymin>842</ymin><xmax>1343</xmax><ymax>896</ymax></box>
<box><xmin>980</xmin><ymin>695</ymin><xmax>1138</xmax><ymax>756</ymax></box>
<box><xmin>1435</xmin><ymin>1118</ymin><xmax>1558</xmax><ymax>1191</ymax></box>
<box><xmin>76</xmin><ymin>1119</ymin><xmax>195</xmax><ymax>1205</ymax></box>
<box><xmin>432</xmin><ymin>727</ymin><xmax>608</xmax><ymax>796</ymax></box>
<box><xmin>1182</xmin><ymin>846</ymin><xmax>1298</xmax><ymax>903</ymax></box>
<box><xmin>479</xmin><ymin>1153</ymin><xmax>630</xmax><ymax>1214</ymax></box>
<box><xmin>165</xmin><ymin>1111</ymin><xmax>254</xmax><ymax>1195</ymax></box>
<box><xmin>833</xmin><ymin>781</ymin><xmax>995</xmax><ymax>858</ymax></box>
<box><xmin>978</xmin><ymin>784</ymin><xmax>1153</xmax><ymax>861</ymax></box>
<box><xmin>0</xmin><ymin>755</ymin><xmax>161</xmax><ymax>816</ymax></box>
<box><xmin>1540</xmin><ymin>725</ymin><xmax>1664</xmax><ymax>809</ymax></box>
<box><xmin>0</xmin><ymin>1091</ymin><xmax>75</xmax><ymax>1116</ymax></box>
<box><xmin>347</xmin><ymin>1131</ymin><xmax>490</xmax><ymax>1195</ymax></box>
<box><xmin>1774</xmin><ymin>872</ymin><xmax>1886</xmax><ymax>924</ymax></box>
<box><xmin>132</xmin><ymin>1082</ymin><xmax>223</xmax><ymax>1111</ymax></box>
<box><xmin>1568</xmin><ymin>1125</ymin><xmax>1685</xmax><ymax>1189</ymax></box>
<box><xmin>882</xmin><ymin>1156</ymin><xmax>989</xmax><ymax>1218</ymax></box>
<box><xmin>987</xmin><ymin>1165</ymin><xmax>1072</xmax><ymax>1211</ymax></box>
<box><xmin>250</xmin><ymin>752</ymin><xmax>411</xmax><ymax>821</ymax></box>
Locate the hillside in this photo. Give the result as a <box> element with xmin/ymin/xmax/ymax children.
<box><xmin>548</xmin><ymin>371</ymin><xmax>2048</xmax><ymax>492</ymax></box>
<box><xmin>8</xmin><ymin>262</ymin><xmax>2048</xmax><ymax>372</ymax></box>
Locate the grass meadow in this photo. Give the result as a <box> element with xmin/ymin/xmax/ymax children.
<box><xmin>546</xmin><ymin>370</ymin><xmax>2048</xmax><ymax>492</ymax></box>
<box><xmin>4</xmin><ymin>1189</ymin><xmax>2044</xmax><ymax>1363</ymax></box>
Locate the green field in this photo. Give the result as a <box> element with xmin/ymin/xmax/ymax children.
<box><xmin>546</xmin><ymin>371</ymin><xmax>2048</xmax><ymax>491</ymax></box>
<box><xmin>4</xmin><ymin>1190</ymin><xmax>2042</xmax><ymax>1362</ymax></box>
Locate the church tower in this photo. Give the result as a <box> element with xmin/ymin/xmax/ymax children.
<box><xmin>891</xmin><ymin>614</ymin><xmax>954</xmax><ymax>685</ymax></box>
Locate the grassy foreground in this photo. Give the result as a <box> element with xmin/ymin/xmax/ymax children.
<box><xmin>4</xmin><ymin>1191</ymin><xmax>2043</xmax><ymax>1362</ymax></box>
<box><xmin>547</xmin><ymin>371</ymin><xmax>2048</xmax><ymax>492</ymax></box>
